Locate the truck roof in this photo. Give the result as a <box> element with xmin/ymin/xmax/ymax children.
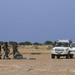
<box><xmin>57</xmin><ymin>39</ymin><xmax>72</xmax><ymax>43</ymax></box>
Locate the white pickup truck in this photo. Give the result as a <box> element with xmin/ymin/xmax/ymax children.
<box><xmin>69</xmin><ymin>43</ymin><xmax>75</xmax><ymax>58</ymax></box>
<box><xmin>51</xmin><ymin>39</ymin><xmax>72</xmax><ymax>59</ymax></box>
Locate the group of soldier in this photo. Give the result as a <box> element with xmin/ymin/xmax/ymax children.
<box><xmin>0</xmin><ymin>42</ymin><xmax>23</xmax><ymax>59</ymax></box>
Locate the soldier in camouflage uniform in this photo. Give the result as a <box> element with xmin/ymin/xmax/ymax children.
<box><xmin>3</xmin><ymin>42</ymin><xmax>10</xmax><ymax>59</ymax></box>
<box><xmin>12</xmin><ymin>43</ymin><xmax>18</xmax><ymax>59</ymax></box>
<box><xmin>12</xmin><ymin>43</ymin><xmax>23</xmax><ymax>59</ymax></box>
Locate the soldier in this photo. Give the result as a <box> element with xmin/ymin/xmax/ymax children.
<box><xmin>12</xmin><ymin>43</ymin><xmax>23</xmax><ymax>59</ymax></box>
<box><xmin>0</xmin><ymin>44</ymin><xmax>2</xmax><ymax>59</ymax></box>
<box><xmin>12</xmin><ymin>43</ymin><xmax>18</xmax><ymax>59</ymax></box>
<box><xmin>3</xmin><ymin>42</ymin><xmax>10</xmax><ymax>59</ymax></box>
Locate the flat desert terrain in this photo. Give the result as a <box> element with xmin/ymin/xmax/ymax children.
<box><xmin>0</xmin><ymin>45</ymin><xmax>75</xmax><ymax>75</ymax></box>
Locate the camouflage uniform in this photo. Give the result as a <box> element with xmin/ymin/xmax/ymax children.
<box><xmin>12</xmin><ymin>44</ymin><xmax>18</xmax><ymax>59</ymax></box>
<box><xmin>12</xmin><ymin>44</ymin><xmax>23</xmax><ymax>59</ymax></box>
<box><xmin>3</xmin><ymin>42</ymin><xmax>10</xmax><ymax>59</ymax></box>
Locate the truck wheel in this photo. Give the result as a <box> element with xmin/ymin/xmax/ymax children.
<box><xmin>57</xmin><ymin>56</ymin><xmax>60</xmax><ymax>59</ymax></box>
<box><xmin>69</xmin><ymin>54</ymin><xmax>73</xmax><ymax>58</ymax></box>
<box><xmin>66</xmin><ymin>54</ymin><xmax>69</xmax><ymax>59</ymax></box>
<box><xmin>51</xmin><ymin>54</ymin><xmax>55</xmax><ymax>59</ymax></box>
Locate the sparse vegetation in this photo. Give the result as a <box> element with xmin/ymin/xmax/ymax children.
<box><xmin>19</xmin><ymin>41</ymin><xmax>32</xmax><ymax>45</ymax></box>
<box><xmin>0</xmin><ymin>41</ymin><xmax>4</xmax><ymax>45</ymax></box>
<box><xmin>46</xmin><ymin>45</ymin><xmax>53</xmax><ymax>50</ymax></box>
<box><xmin>18</xmin><ymin>40</ymin><xmax>53</xmax><ymax>46</ymax></box>
<box><xmin>33</xmin><ymin>42</ymin><xmax>42</xmax><ymax>45</ymax></box>
<box><xmin>9</xmin><ymin>41</ymin><xmax>18</xmax><ymax>45</ymax></box>
<box><xmin>31</xmin><ymin>52</ymin><xmax>41</xmax><ymax>55</ymax></box>
<box><xmin>44</xmin><ymin>41</ymin><xmax>53</xmax><ymax>45</ymax></box>
<box><xmin>34</xmin><ymin>45</ymin><xmax>39</xmax><ymax>49</ymax></box>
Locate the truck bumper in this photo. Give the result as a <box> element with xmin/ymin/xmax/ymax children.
<box><xmin>52</xmin><ymin>54</ymin><xmax>68</xmax><ymax>56</ymax></box>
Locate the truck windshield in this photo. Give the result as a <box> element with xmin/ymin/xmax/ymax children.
<box><xmin>56</xmin><ymin>42</ymin><xmax>69</xmax><ymax>47</ymax></box>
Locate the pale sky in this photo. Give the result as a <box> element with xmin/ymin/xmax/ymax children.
<box><xmin>0</xmin><ymin>0</ymin><xmax>75</xmax><ymax>43</ymax></box>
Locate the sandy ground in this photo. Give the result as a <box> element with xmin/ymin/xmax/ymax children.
<box><xmin>0</xmin><ymin>46</ymin><xmax>75</xmax><ymax>75</ymax></box>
